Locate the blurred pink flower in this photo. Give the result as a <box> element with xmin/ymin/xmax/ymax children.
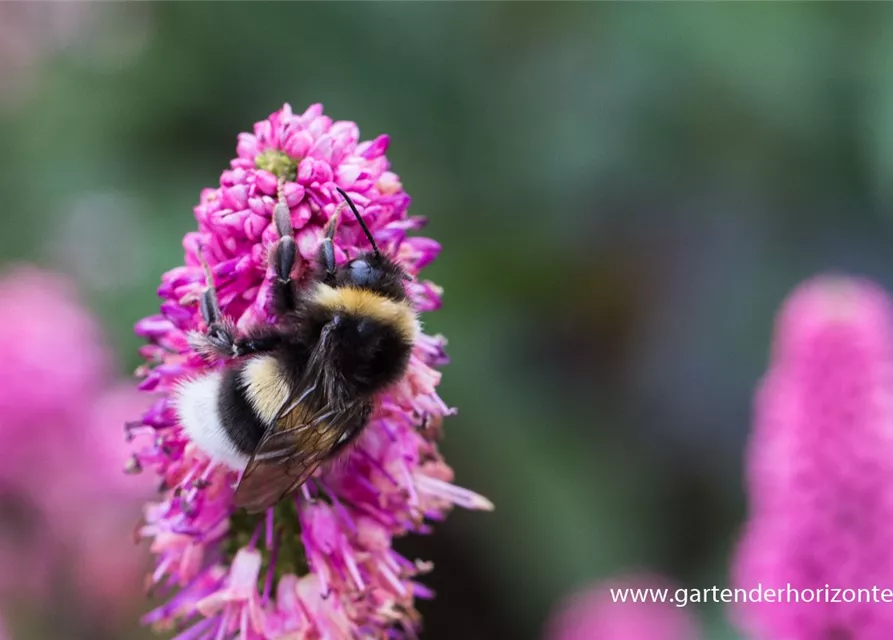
<box><xmin>0</xmin><ymin>266</ymin><xmax>105</xmax><ymax>600</ymax></box>
<box><xmin>68</xmin><ymin>385</ymin><xmax>154</xmax><ymax>621</ymax></box>
<box><xmin>544</xmin><ymin>574</ymin><xmax>701</xmax><ymax>640</ymax></box>
<box><xmin>131</xmin><ymin>103</ymin><xmax>491</xmax><ymax>639</ymax></box>
<box><xmin>732</xmin><ymin>275</ymin><xmax>893</xmax><ymax>640</ymax></box>
<box><xmin>0</xmin><ymin>486</ymin><xmax>58</xmax><ymax>602</ymax></box>
<box><xmin>0</xmin><ymin>266</ymin><xmax>108</xmax><ymax>435</ymax></box>
<box><xmin>0</xmin><ymin>266</ymin><xmax>152</xmax><ymax>617</ymax></box>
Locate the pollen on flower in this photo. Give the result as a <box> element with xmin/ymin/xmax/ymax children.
<box><xmin>255</xmin><ymin>149</ymin><xmax>298</xmax><ymax>182</ymax></box>
<box><xmin>130</xmin><ymin>103</ymin><xmax>490</xmax><ymax>639</ymax></box>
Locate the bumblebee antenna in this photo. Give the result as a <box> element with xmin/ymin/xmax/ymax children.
<box><xmin>335</xmin><ymin>187</ymin><xmax>379</xmax><ymax>257</ymax></box>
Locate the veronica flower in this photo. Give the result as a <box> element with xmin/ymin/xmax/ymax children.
<box><xmin>0</xmin><ymin>266</ymin><xmax>152</xmax><ymax>617</ymax></box>
<box><xmin>0</xmin><ymin>266</ymin><xmax>108</xmax><ymax>441</ymax></box>
<box><xmin>544</xmin><ymin>574</ymin><xmax>701</xmax><ymax>640</ymax></box>
<box><xmin>131</xmin><ymin>103</ymin><xmax>492</xmax><ymax>639</ymax></box>
<box><xmin>68</xmin><ymin>385</ymin><xmax>155</xmax><ymax>622</ymax></box>
<box><xmin>732</xmin><ymin>275</ymin><xmax>893</xmax><ymax>640</ymax></box>
<box><xmin>0</xmin><ymin>266</ymin><xmax>108</xmax><ymax>602</ymax></box>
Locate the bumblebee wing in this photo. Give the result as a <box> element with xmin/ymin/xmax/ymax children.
<box><xmin>233</xmin><ymin>399</ymin><xmax>370</xmax><ymax>513</ymax></box>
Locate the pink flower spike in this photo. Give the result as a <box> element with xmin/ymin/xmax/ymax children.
<box><xmin>0</xmin><ymin>266</ymin><xmax>154</xmax><ymax>622</ymax></box>
<box><xmin>130</xmin><ymin>103</ymin><xmax>491</xmax><ymax>638</ymax></box>
<box><xmin>544</xmin><ymin>574</ymin><xmax>702</xmax><ymax>640</ymax></box>
<box><xmin>732</xmin><ymin>274</ymin><xmax>893</xmax><ymax>640</ymax></box>
<box><xmin>0</xmin><ymin>266</ymin><xmax>109</xmax><ymax>428</ymax></box>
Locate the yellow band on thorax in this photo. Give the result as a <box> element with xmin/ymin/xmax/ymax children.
<box><xmin>312</xmin><ymin>284</ymin><xmax>419</xmax><ymax>342</ymax></box>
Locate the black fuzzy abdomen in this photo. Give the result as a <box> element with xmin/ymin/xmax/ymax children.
<box><xmin>217</xmin><ymin>366</ymin><xmax>268</xmax><ymax>455</ymax></box>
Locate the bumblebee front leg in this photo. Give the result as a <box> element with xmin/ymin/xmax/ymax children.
<box><xmin>190</xmin><ymin>255</ymin><xmax>280</xmax><ymax>360</ymax></box>
<box><xmin>317</xmin><ymin>203</ymin><xmax>343</xmax><ymax>286</ymax></box>
<box><xmin>269</xmin><ymin>187</ymin><xmax>299</xmax><ymax>316</ymax></box>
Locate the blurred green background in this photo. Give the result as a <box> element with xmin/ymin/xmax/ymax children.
<box><xmin>3</xmin><ymin>3</ymin><xmax>893</xmax><ymax>639</ymax></box>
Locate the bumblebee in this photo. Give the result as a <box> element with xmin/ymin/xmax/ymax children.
<box><xmin>174</xmin><ymin>187</ymin><xmax>418</xmax><ymax>513</ymax></box>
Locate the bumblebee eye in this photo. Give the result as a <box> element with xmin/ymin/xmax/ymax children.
<box><xmin>349</xmin><ymin>259</ymin><xmax>374</xmax><ymax>286</ymax></box>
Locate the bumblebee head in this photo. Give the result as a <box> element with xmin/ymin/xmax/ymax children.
<box><xmin>314</xmin><ymin>187</ymin><xmax>410</xmax><ymax>302</ymax></box>
<box><xmin>333</xmin><ymin>251</ymin><xmax>407</xmax><ymax>301</ymax></box>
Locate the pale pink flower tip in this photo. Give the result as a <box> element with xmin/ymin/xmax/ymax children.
<box><xmin>732</xmin><ymin>274</ymin><xmax>893</xmax><ymax>640</ymax></box>
<box><xmin>544</xmin><ymin>575</ymin><xmax>701</xmax><ymax>640</ymax></box>
<box><xmin>130</xmin><ymin>103</ymin><xmax>490</xmax><ymax>639</ymax></box>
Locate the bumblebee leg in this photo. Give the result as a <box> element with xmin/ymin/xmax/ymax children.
<box><xmin>269</xmin><ymin>185</ymin><xmax>300</xmax><ymax>316</ymax></box>
<box><xmin>317</xmin><ymin>203</ymin><xmax>343</xmax><ymax>286</ymax></box>
<box><xmin>190</xmin><ymin>252</ymin><xmax>280</xmax><ymax>359</ymax></box>
<box><xmin>233</xmin><ymin>327</ymin><xmax>282</xmax><ymax>356</ymax></box>
<box><xmin>187</xmin><ymin>252</ymin><xmax>241</xmax><ymax>358</ymax></box>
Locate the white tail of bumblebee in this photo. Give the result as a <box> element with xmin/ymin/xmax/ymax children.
<box><xmin>174</xmin><ymin>372</ymin><xmax>249</xmax><ymax>471</ymax></box>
